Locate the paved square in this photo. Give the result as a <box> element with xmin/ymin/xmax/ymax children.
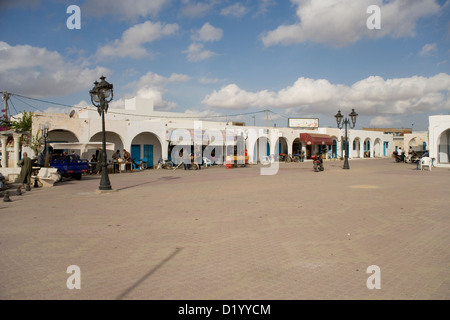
<box><xmin>1</xmin><ymin>158</ymin><xmax>449</xmax><ymax>299</ymax></box>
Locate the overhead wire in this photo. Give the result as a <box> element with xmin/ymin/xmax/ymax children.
<box><xmin>2</xmin><ymin>92</ymin><xmax>291</xmax><ymax>122</ymax></box>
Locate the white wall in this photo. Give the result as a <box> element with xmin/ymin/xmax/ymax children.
<box><xmin>429</xmin><ymin>115</ymin><xmax>450</xmax><ymax>166</ymax></box>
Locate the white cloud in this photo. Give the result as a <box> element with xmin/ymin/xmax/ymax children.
<box><xmin>41</xmin><ymin>106</ymin><xmax>70</xmax><ymax>114</ymax></box>
<box><xmin>184</xmin><ymin>108</ymin><xmax>223</xmax><ymax>118</ymax></box>
<box><xmin>221</xmin><ymin>3</ymin><xmax>248</xmax><ymax>18</ymax></box>
<box><xmin>133</xmin><ymin>72</ymin><xmax>190</xmax><ymax>88</ymax></box>
<box><xmin>0</xmin><ymin>41</ymin><xmax>109</xmax><ymax>97</ymax></box>
<box><xmin>127</xmin><ymin>72</ymin><xmax>191</xmax><ymax>111</ymax></box>
<box><xmin>96</xmin><ymin>21</ymin><xmax>179</xmax><ymax>59</ymax></box>
<box><xmin>202</xmin><ymin>73</ymin><xmax>450</xmax><ymax>115</ymax></box>
<box><xmin>419</xmin><ymin>43</ymin><xmax>437</xmax><ymax>56</ymax></box>
<box><xmin>370</xmin><ymin>116</ymin><xmax>400</xmax><ymax>127</ymax></box>
<box><xmin>199</xmin><ymin>76</ymin><xmax>221</xmax><ymax>84</ymax></box>
<box><xmin>183</xmin><ymin>43</ymin><xmax>218</xmax><ymax>62</ymax></box>
<box><xmin>179</xmin><ymin>0</ymin><xmax>215</xmax><ymax>18</ymax></box>
<box><xmin>186</xmin><ymin>23</ymin><xmax>222</xmax><ymax>62</ymax></box>
<box><xmin>192</xmin><ymin>22</ymin><xmax>223</xmax><ymax>42</ymax></box>
<box><xmin>82</xmin><ymin>0</ymin><xmax>170</xmax><ymax>20</ymax></box>
<box><xmin>135</xmin><ymin>87</ymin><xmax>178</xmax><ymax>111</ymax></box>
<box><xmin>254</xmin><ymin>0</ymin><xmax>275</xmax><ymax>16</ymax></box>
<box><xmin>261</xmin><ymin>0</ymin><xmax>441</xmax><ymax>47</ymax></box>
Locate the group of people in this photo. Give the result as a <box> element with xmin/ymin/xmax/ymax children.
<box><xmin>92</xmin><ymin>149</ymin><xmax>132</xmax><ymax>174</ymax></box>
<box><xmin>111</xmin><ymin>149</ymin><xmax>132</xmax><ymax>173</ymax></box>
<box><xmin>181</xmin><ymin>150</ymin><xmax>203</xmax><ymax>170</ymax></box>
<box><xmin>394</xmin><ymin>147</ymin><xmax>420</xmax><ymax>163</ymax></box>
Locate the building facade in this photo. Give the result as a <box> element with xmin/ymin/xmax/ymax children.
<box><xmin>1</xmin><ymin>97</ymin><xmax>395</xmax><ymax>171</ymax></box>
<box><xmin>428</xmin><ymin>115</ymin><xmax>450</xmax><ymax>167</ymax></box>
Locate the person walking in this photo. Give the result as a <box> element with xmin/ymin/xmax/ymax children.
<box><xmin>195</xmin><ymin>150</ymin><xmax>202</xmax><ymax>170</ymax></box>
<box><xmin>38</xmin><ymin>150</ymin><xmax>46</xmax><ymax>167</ymax></box>
<box><xmin>18</xmin><ymin>152</ymin><xmax>34</xmax><ymax>188</ymax></box>
<box><xmin>182</xmin><ymin>149</ymin><xmax>190</xmax><ymax>170</ymax></box>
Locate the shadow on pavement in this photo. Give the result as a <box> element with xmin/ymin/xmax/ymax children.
<box><xmin>116</xmin><ymin>248</ymin><xmax>182</xmax><ymax>300</ymax></box>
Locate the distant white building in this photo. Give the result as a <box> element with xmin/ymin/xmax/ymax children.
<box><xmin>428</xmin><ymin>115</ymin><xmax>450</xmax><ymax>167</ymax></box>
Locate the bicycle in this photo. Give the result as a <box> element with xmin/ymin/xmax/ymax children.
<box><xmin>157</xmin><ymin>158</ymin><xmax>175</xmax><ymax>170</ymax></box>
<box><xmin>132</xmin><ymin>157</ymin><xmax>148</xmax><ymax>170</ymax></box>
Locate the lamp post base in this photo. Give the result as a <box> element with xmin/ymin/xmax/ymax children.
<box><xmin>99</xmin><ymin>168</ymin><xmax>112</xmax><ymax>190</ymax></box>
<box><xmin>343</xmin><ymin>157</ymin><xmax>350</xmax><ymax>169</ymax></box>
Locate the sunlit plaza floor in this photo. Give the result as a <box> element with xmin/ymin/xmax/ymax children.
<box><xmin>1</xmin><ymin>158</ymin><xmax>449</xmax><ymax>300</ymax></box>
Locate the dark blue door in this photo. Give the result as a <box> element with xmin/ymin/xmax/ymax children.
<box><xmin>143</xmin><ymin>144</ymin><xmax>153</xmax><ymax>167</ymax></box>
<box><xmin>131</xmin><ymin>144</ymin><xmax>140</xmax><ymax>167</ymax></box>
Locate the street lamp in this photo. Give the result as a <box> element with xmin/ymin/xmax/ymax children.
<box><xmin>89</xmin><ymin>76</ymin><xmax>113</xmax><ymax>190</ymax></box>
<box><xmin>335</xmin><ymin>109</ymin><xmax>358</xmax><ymax>170</ymax></box>
<box><xmin>39</xmin><ymin>123</ymin><xmax>49</xmax><ymax>153</ymax></box>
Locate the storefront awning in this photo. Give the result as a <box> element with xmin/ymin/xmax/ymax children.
<box><xmin>50</xmin><ymin>142</ymin><xmax>116</xmax><ymax>153</ymax></box>
<box><xmin>299</xmin><ymin>133</ymin><xmax>333</xmax><ymax>146</ymax></box>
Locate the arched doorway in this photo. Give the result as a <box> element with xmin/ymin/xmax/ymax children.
<box><xmin>48</xmin><ymin>129</ymin><xmax>79</xmax><ymax>144</ymax></box>
<box><xmin>277</xmin><ymin>137</ymin><xmax>288</xmax><ymax>159</ymax></box>
<box><xmin>90</xmin><ymin>131</ymin><xmax>124</xmax><ymax>163</ymax></box>
<box><xmin>330</xmin><ymin>137</ymin><xmax>338</xmax><ymax>159</ymax></box>
<box><xmin>437</xmin><ymin>129</ymin><xmax>450</xmax><ymax>164</ymax></box>
<box><xmin>373</xmin><ymin>138</ymin><xmax>381</xmax><ymax>157</ymax></box>
<box><xmin>352</xmin><ymin>138</ymin><xmax>361</xmax><ymax>158</ymax></box>
<box><xmin>408</xmin><ymin>137</ymin><xmax>418</xmax><ymax>149</ymax></box>
<box><xmin>364</xmin><ymin>138</ymin><xmax>371</xmax><ymax>157</ymax></box>
<box><xmin>48</xmin><ymin>129</ymin><xmax>79</xmax><ymax>156</ymax></box>
<box><xmin>254</xmin><ymin>137</ymin><xmax>270</xmax><ymax>163</ymax></box>
<box><xmin>292</xmin><ymin>138</ymin><xmax>302</xmax><ymax>156</ymax></box>
<box><xmin>130</xmin><ymin>132</ymin><xmax>162</xmax><ymax>168</ymax></box>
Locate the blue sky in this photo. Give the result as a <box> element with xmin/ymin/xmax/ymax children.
<box><xmin>1</xmin><ymin>0</ymin><xmax>449</xmax><ymax>131</ymax></box>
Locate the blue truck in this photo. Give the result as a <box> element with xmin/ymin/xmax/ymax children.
<box><xmin>50</xmin><ymin>155</ymin><xmax>89</xmax><ymax>180</ymax></box>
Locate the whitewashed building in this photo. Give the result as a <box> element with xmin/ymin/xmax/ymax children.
<box><xmin>2</xmin><ymin>97</ymin><xmax>394</xmax><ymax>170</ymax></box>
<box><xmin>428</xmin><ymin>115</ymin><xmax>450</xmax><ymax>167</ymax></box>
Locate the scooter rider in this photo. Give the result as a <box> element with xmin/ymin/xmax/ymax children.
<box><xmin>313</xmin><ymin>151</ymin><xmax>324</xmax><ymax>172</ymax></box>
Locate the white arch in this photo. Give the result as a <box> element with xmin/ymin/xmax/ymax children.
<box><xmin>130</xmin><ymin>131</ymin><xmax>163</xmax><ymax>167</ymax></box>
<box><xmin>363</xmin><ymin>137</ymin><xmax>372</xmax><ymax>158</ymax></box>
<box><xmin>437</xmin><ymin>129</ymin><xmax>450</xmax><ymax>163</ymax></box>
<box><xmin>373</xmin><ymin>138</ymin><xmax>381</xmax><ymax>157</ymax></box>
<box><xmin>352</xmin><ymin>137</ymin><xmax>362</xmax><ymax>158</ymax></box>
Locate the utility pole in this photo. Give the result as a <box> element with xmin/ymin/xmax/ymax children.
<box><xmin>2</xmin><ymin>91</ymin><xmax>9</xmax><ymax>119</ymax></box>
<box><xmin>266</xmin><ymin>109</ymin><xmax>269</xmax><ymax>127</ymax></box>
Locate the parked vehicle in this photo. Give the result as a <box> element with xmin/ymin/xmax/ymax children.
<box><xmin>157</xmin><ymin>158</ymin><xmax>175</xmax><ymax>169</ymax></box>
<box><xmin>50</xmin><ymin>155</ymin><xmax>89</xmax><ymax>180</ymax></box>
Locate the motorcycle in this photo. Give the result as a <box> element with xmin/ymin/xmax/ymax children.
<box><xmin>311</xmin><ymin>153</ymin><xmax>324</xmax><ymax>172</ymax></box>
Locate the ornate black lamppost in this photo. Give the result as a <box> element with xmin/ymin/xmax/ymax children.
<box><xmin>89</xmin><ymin>76</ymin><xmax>113</xmax><ymax>190</ymax></box>
<box><xmin>335</xmin><ymin>109</ymin><xmax>358</xmax><ymax>170</ymax></box>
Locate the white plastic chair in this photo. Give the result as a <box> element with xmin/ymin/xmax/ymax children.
<box><xmin>203</xmin><ymin>157</ymin><xmax>212</xmax><ymax>167</ymax></box>
<box><xmin>420</xmin><ymin>157</ymin><xmax>432</xmax><ymax>171</ymax></box>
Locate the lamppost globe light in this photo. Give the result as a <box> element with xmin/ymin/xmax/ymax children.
<box><xmin>97</xmin><ymin>76</ymin><xmax>113</xmax><ymax>102</ymax></box>
<box><xmin>334</xmin><ymin>110</ymin><xmax>343</xmax><ymax>128</ymax></box>
<box><xmin>349</xmin><ymin>109</ymin><xmax>358</xmax><ymax>126</ymax></box>
<box><xmin>89</xmin><ymin>81</ymin><xmax>100</xmax><ymax>105</ymax></box>
<box><xmin>40</xmin><ymin>122</ymin><xmax>49</xmax><ymax>153</ymax></box>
